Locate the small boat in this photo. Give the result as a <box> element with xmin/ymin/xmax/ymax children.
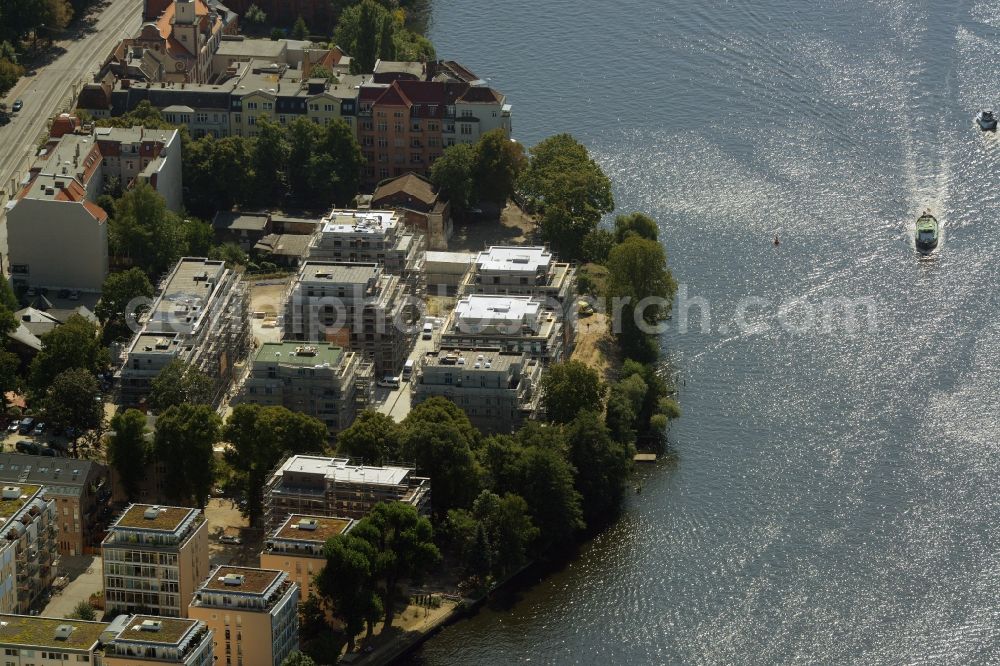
<box><xmin>915</xmin><ymin>212</ymin><xmax>939</xmax><ymax>252</ymax></box>
<box><xmin>976</xmin><ymin>109</ymin><xmax>997</xmax><ymax>130</ymax></box>
<box><xmin>773</xmin><ymin>234</ymin><xmax>780</xmax><ymax>246</ymax></box>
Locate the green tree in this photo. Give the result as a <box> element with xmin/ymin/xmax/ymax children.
<box><xmin>614</xmin><ymin>212</ymin><xmax>658</xmax><ymax>243</ymax></box>
<box><xmin>454</xmin><ymin>490</ymin><xmax>538</xmax><ymax>580</ymax></box>
<box><xmin>208</xmin><ymin>242</ymin><xmax>249</xmax><ymax>268</ymax></box>
<box><xmin>244</xmin><ymin>3</ymin><xmax>266</xmax><ymax>25</ymax></box>
<box><xmin>392</xmin><ymin>27</ymin><xmax>435</xmax><ymax>62</ymax></box>
<box><xmin>108</xmin><ymin>408</ymin><xmax>150</xmax><ymax>501</ymax></box>
<box><xmin>605</xmin><ymin>390</ymin><xmax>637</xmax><ymax>445</ymax></box>
<box><xmin>183</xmin><ymin>135</ymin><xmax>255</xmax><ymax>216</ymax></box>
<box><xmin>336</xmin><ymin>1</ymin><xmax>395</xmax><ymax>74</ymax></box>
<box><xmin>309</xmin><ymin>65</ymin><xmax>338</xmax><ymax>83</ymax></box>
<box><xmin>153</xmin><ymin>403</ymin><xmax>220</xmax><ymax>507</ymax></box>
<box><xmin>581</xmin><ymin>228</ymin><xmax>614</xmax><ymax>264</ymax></box>
<box><xmin>291</xmin><ymin>15</ymin><xmax>308</xmax><ymax>39</ymax></box>
<box><xmin>317</xmin><ymin>532</ymin><xmax>381</xmax><ymax>651</ymax></box>
<box><xmin>29</xmin><ymin>314</ymin><xmax>107</xmax><ymax>395</ymax></box>
<box><xmin>489</xmin><ymin>435</ymin><xmax>583</xmax><ymax>555</ymax></box>
<box><xmin>402</xmin><ymin>397</ymin><xmax>482</xmax><ymax>519</ymax></box>
<box><xmin>565</xmin><ymin>410</ymin><xmax>631</xmax><ymax>529</ymax></box>
<box><xmin>0</xmin><ymin>278</ymin><xmax>19</xmax><ymax>313</ymax></box>
<box><xmin>96</xmin><ymin>268</ymin><xmax>154</xmax><ymax>342</ymax></box>
<box><xmin>109</xmin><ymin>182</ymin><xmax>189</xmax><ymax>276</ymax></box>
<box><xmin>70</xmin><ymin>600</ymin><xmax>95</xmax><ymax>621</ymax></box>
<box><xmin>430</xmin><ymin>142</ymin><xmax>476</xmax><ymax>214</ymax></box>
<box><xmin>540</xmin><ymin>360</ymin><xmax>606</xmax><ymax>425</ymax></box>
<box><xmin>270</xmin><ymin>27</ymin><xmax>284</xmax><ymax>41</ymax></box>
<box><xmin>250</xmin><ymin>118</ymin><xmax>289</xmax><ymax>206</ymax></box>
<box><xmin>605</xmin><ymin>234</ymin><xmax>677</xmax><ymax>361</ymax></box>
<box><xmin>280</xmin><ymin>653</ymin><xmax>316</xmax><ymax>666</ymax></box>
<box><xmin>313</xmin><ymin>118</ymin><xmax>364</xmax><ymax>207</ymax></box>
<box><xmin>44</xmin><ymin>368</ymin><xmax>103</xmax><ymax>457</ymax></box>
<box><xmin>473</xmin><ymin>129</ymin><xmax>525</xmax><ymax>205</ymax></box>
<box><xmin>352</xmin><ymin>502</ymin><xmax>441</xmax><ymax>628</ymax></box>
<box><xmin>336</xmin><ymin>409</ymin><xmax>401</xmax><ymax>465</ymax></box>
<box><xmin>148</xmin><ymin>360</ymin><xmax>215</xmax><ymax>411</ymax></box>
<box><xmin>519</xmin><ymin>134</ymin><xmax>614</xmax><ymax>260</ymax></box>
<box><xmin>0</xmin><ymin>58</ymin><xmax>23</xmax><ymax>97</ymax></box>
<box><xmin>224</xmin><ymin>404</ymin><xmax>328</xmax><ymax>525</ymax></box>
<box><xmin>0</xmin><ymin>351</ymin><xmax>20</xmax><ymax>399</ymax></box>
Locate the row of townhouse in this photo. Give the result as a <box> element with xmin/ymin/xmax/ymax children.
<box><xmin>78</xmin><ymin>58</ymin><xmax>511</xmax><ymax>187</ymax></box>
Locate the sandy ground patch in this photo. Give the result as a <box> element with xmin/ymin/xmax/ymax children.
<box><xmin>570</xmin><ymin>312</ymin><xmax>619</xmax><ymax>381</ymax></box>
<box><xmin>449</xmin><ymin>202</ymin><xmax>536</xmax><ymax>252</ymax></box>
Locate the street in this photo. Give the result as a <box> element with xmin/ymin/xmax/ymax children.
<box><xmin>377</xmin><ymin>322</ymin><xmax>442</xmax><ymax>422</ymax></box>
<box><xmin>0</xmin><ymin>0</ymin><xmax>143</xmax><ymax>263</ymax></box>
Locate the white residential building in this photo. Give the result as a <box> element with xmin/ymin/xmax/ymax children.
<box><xmin>0</xmin><ymin>484</ymin><xmax>58</xmax><ymax>615</ymax></box>
<box><xmin>441</xmin><ymin>294</ymin><xmax>566</xmax><ymax>362</ymax></box>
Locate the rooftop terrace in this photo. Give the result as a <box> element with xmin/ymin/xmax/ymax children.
<box><xmin>199</xmin><ymin>566</ymin><xmax>283</xmax><ymax>595</ymax></box>
<box><xmin>254</xmin><ymin>342</ymin><xmax>343</xmax><ymax>367</ymax></box>
<box><xmin>114</xmin><ymin>616</ymin><xmax>199</xmax><ymax>645</ymax></box>
<box><xmin>111</xmin><ymin>504</ymin><xmax>197</xmax><ymax>532</ymax></box>
<box><xmin>319</xmin><ymin>209</ymin><xmax>398</xmax><ymax>235</ymax></box>
<box><xmin>0</xmin><ymin>484</ymin><xmax>41</xmax><ymax>519</ymax></box>
<box><xmin>271</xmin><ymin>514</ymin><xmax>353</xmax><ymax>543</ymax></box>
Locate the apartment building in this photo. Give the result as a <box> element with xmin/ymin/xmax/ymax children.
<box><xmin>441</xmin><ymin>294</ymin><xmax>566</xmax><ymax>362</ymax></box>
<box><xmin>102</xmin><ymin>616</ymin><xmax>214</xmax><ymax>666</ymax></box>
<box><xmin>412</xmin><ymin>349</ymin><xmax>542</xmax><ymax>434</ymax></box>
<box><xmin>7</xmin><ymin>125</ymin><xmax>182</xmax><ymax>292</ymax></box>
<box><xmin>260</xmin><ymin>514</ymin><xmax>353</xmax><ymax>600</ymax></box>
<box><xmin>307</xmin><ymin>209</ymin><xmax>425</xmax><ymax>282</ymax></box>
<box><xmin>357</xmin><ymin>73</ymin><xmax>510</xmax><ymax>186</ymax></box>
<box><xmin>102</xmin><ymin>504</ymin><xmax>210</xmax><ymax>618</ymax></box>
<box><xmin>459</xmin><ymin>245</ymin><xmax>577</xmax><ymax>347</ymax></box>
<box><xmin>0</xmin><ymin>614</ymin><xmax>107</xmax><ymax>665</ymax></box>
<box><xmin>243</xmin><ymin>341</ymin><xmax>368</xmax><ymax>436</ymax></box>
<box><xmin>0</xmin><ymin>455</ymin><xmax>111</xmax><ymax>557</ymax></box>
<box><xmin>0</xmin><ymin>485</ymin><xmax>57</xmax><ymax>615</ymax></box>
<box><xmin>263</xmin><ymin>456</ymin><xmax>430</xmax><ymax>531</ymax></box>
<box><xmin>188</xmin><ymin>566</ymin><xmax>299</xmax><ymax>666</ymax></box>
<box><xmin>282</xmin><ymin>262</ymin><xmax>413</xmax><ymax>376</ymax></box>
<box><xmin>119</xmin><ymin>257</ymin><xmax>251</xmax><ymax>407</ymax></box>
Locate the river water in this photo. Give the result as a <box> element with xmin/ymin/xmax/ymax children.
<box><xmin>415</xmin><ymin>1</ymin><xmax>1000</xmax><ymax>663</ymax></box>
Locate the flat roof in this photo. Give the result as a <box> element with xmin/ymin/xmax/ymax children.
<box><xmin>212</xmin><ymin>211</ymin><xmax>269</xmax><ymax>231</ymax></box>
<box><xmin>217</xmin><ymin>39</ymin><xmax>286</xmax><ymax>58</ymax></box>
<box><xmin>475</xmin><ymin>246</ymin><xmax>551</xmax><ymax>273</ymax></box>
<box><xmin>454</xmin><ymin>294</ymin><xmax>539</xmax><ymax>322</ymax></box>
<box><xmin>319</xmin><ymin>209</ymin><xmax>398</xmax><ymax>235</ymax></box>
<box><xmin>0</xmin><ymin>484</ymin><xmax>41</xmax><ymax>519</ymax></box>
<box><xmin>425</xmin><ymin>251</ymin><xmax>475</xmax><ymax>265</ymax></box>
<box><xmin>200</xmin><ymin>566</ymin><xmax>282</xmax><ymax>595</ymax></box>
<box><xmin>115</xmin><ymin>616</ymin><xmax>199</xmax><ymax>645</ymax></box>
<box><xmin>299</xmin><ymin>261</ymin><xmax>379</xmax><ymax>285</ymax></box>
<box><xmin>0</xmin><ymin>614</ymin><xmax>107</xmax><ymax>651</ymax></box>
<box><xmin>150</xmin><ymin>258</ymin><xmax>228</xmax><ymax>321</ymax></box>
<box><xmin>94</xmin><ymin>126</ymin><xmax>176</xmax><ymax>145</ymax></box>
<box><xmin>272</xmin><ymin>514</ymin><xmax>353</xmax><ymax>543</ymax></box>
<box><xmin>0</xmin><ymin>455</ymin><xmax>99</xmax><ymax>489</ymax></box>
<box><xmin>278</xmin><ymin>455</ymin><xmax>411</xmax><ymax>486</ymax></box>
<box><xmin>423</xmin><ymin>349</ymin><xmax>520</xmax><ymax>372</ymax></box>
<box><xmin>112</xmin><ymin>504</ymin><xmax>197</xmax><ymax>532</ymax></box>
<box><xmin>254</xmin><ymin>342</ymin><xmax>343</xmax><ymax>367</ymax></box>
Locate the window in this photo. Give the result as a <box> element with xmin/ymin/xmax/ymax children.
<box><xmin>376</xmin><ymin>137</ymin><xmax>388</xmax><ymax>148</ymax></box>
<box><xmin>246</xmin><ymin>102</ymin><xmax>258</xmax><ymax>110</ymax></box>
<box><xmin>461</xmin><ymin>110</ymin><xmax>473</xmax><ymax>117</ymax></box>
<box><xmin>279</xmin><ymin>115</ymin><xmax>286</xmax><ymax>123</ymax></box>
<box><xmin>394</xmin><ymin>123</ymin><xmax>403</xmax><ymax>132</ymax></box>
<box><xmin>196</xmin><ymin>113</ymin><xmax>208</xmax><ymax>123</ymax></box>
<box><xmin>394</xmin><ymin>111</ymin><xmax>403</xmax><ymax>118</ymax></box>
<box><xmin>263</xmin><ymin>102</ymin><xmax>273</xmax><ymax>110</ymax></box>
<box><xmin>324</xmin><ymin>104</ymin><xmax>334</xmax><ymax>112</ymax></box>
<box><xmin>248</xmin><ymin>116</ymin><xmax>256</xmax><ymax>126</ymax></box>
<box><xmin>461</xmin><ymin>124</ymin><xmax>473</xmax><ymax>135</ymax></box>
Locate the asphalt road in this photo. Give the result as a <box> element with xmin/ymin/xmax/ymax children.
<box><xmin>0</xmin><ymin>0</ymin><xmax>142</xmax><ymax>264</ymax></box>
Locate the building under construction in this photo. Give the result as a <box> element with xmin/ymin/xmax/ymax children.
<box><xmin>118</xmin><ymin>257</ymin><xmax>251</xmax><ymax>406</ymax></box>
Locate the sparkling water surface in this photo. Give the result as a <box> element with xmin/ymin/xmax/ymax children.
<box><xmin>413</xmin><ymin>1</ymin><xmax>1000</xmax><ymax>662</ymax></box>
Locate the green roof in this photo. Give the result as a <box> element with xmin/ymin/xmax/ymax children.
<box><xmin>254</xmin><ymin>342</ymin><xmax>343</xmax><ymax>367</ymax></box>
<box><xmin>0</xmin><ymin>484</ymin><xmax>42</xmax><ymax>518</ymax></box>
<box><xmin>0</xmin><ymin>614</ymin><xmax>107</xmax><ymax>651</ymax></box>
<box><xmin>115</xmin><ymin>616</ymin><xmax>199</xmax><ymax>645</ymax></box>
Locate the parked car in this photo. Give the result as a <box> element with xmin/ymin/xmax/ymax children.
<box><xmin>421</xmin><ymin>322</ymin><xmax>434</xmax><ymax>340</ymax></box>
<box><xmin>18</xmin><ymin>418</ymin><xmax>34</xmax><ymax>435</ymax></box>
<box><xmin>33</xmin><ymin>422</ymin><xmax>45</xmax><ymax>436</ymax></box>
<box><xmin>377</xmin><ymin>376</ymin><xmax>400</xmax><ymax>389</ymax></box>
<box><xmin>15</xmin><ymin>440</ymin><xmax>39</xmax><ymax>455</ymax></box>
<box><xmin>219</xmin><ymin>535</ymin><xmax>242</xmax><ymax>545</ymax></box>
<box><xmin>11</xmin><ymin>100</ymin><xmax>23</xmax><ymax>113</ymax></box>
<box><xmin>7</xmin><ymin>421</ymin><xmax>20</xmax><ymax>433</ymax></box>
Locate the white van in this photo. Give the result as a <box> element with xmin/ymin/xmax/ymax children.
<box><xmin>377</xmin><ymin>375</ymin><xmax>400</xmax><ymax>389</ymax></box>
<box><xmin>402</xmin><ymin>359</ymin><xmax>415</xmax><ymax>380</ymax></box>
<box><xmin>421</xmin><ymin>322</ymin><xmax>434</xmax><ymax>339</ymax></box>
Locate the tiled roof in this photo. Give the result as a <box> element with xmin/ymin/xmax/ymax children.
<box><xmin>372</xmin><ymin>172</ymin><xmax>438</xmax><ymax>207</ymax></box>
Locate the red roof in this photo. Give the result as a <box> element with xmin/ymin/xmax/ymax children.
<box><xmin>83</xmin><ymin>201</ymin><xmax>109</xmax><ymax>222</ymax></box>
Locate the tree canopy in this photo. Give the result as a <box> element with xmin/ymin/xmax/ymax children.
<box><xmin>44</xmin><ymin>368</ymin><xmax>103</xmax><ymax>455</ymax></box>
<box><xmin>540</xmin><ymin>360</ymin><xmax>606</xmax><ymax>425</ymax></box>
<box><xmin>430</xmin><ymin>142</ymin><xmax>476</xmax><ymax>214</ymax></box>
<box><xmin>153</xmin><ymin>404</ymin><xmax>220</xmax><ymax>507</ymax></box>
<box><xmin>148</xmin><ymin>360</ymin><xmax>215</xmax><ymax>411</ymax></box>
<box><xmin>519</xmin><ymin>134</ymin><xmax>614</xmax><ymax>260</ymax></box>
<box><xmin>605</xmin><ymin>233</ymin><xmax>677</xmax><ymax>360</ymax></box>
<box><xmin>473</xmin><ymin>128</ymin><xmax>525</xmax><ymax>205</ymax></box>
<box><xmin>336</xmin><ymin>409</ymin><xmax>401</xmax><ymax>466</ymax></box>
<box><xmin>564</xmin><ymin>410</ymin><xmax>631</xmax><ymax>529</ymax></box>
<box><xmin>223</xmin><ymin>404</ymin><xmax>328</xmax><ymax>525</ymax></box>
<box><xmin>108</xmin><ymin>408</ymin><xmax>150</xmax><ymax>501</ymax></box>
<box><xmin>29</xmin><ymin>314</ymin><xmax>107</xmax><ymax>395</ymax></box>
<box><xmin>96</xmin><ymin>268</ymin><xmax>153</xmax><ymax>342</ymax></box>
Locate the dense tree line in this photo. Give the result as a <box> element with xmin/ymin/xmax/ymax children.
<box><xmin>430</xmin><ymin>129</ymin><xmax>526</xmax><ymax>215</ymax></box>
